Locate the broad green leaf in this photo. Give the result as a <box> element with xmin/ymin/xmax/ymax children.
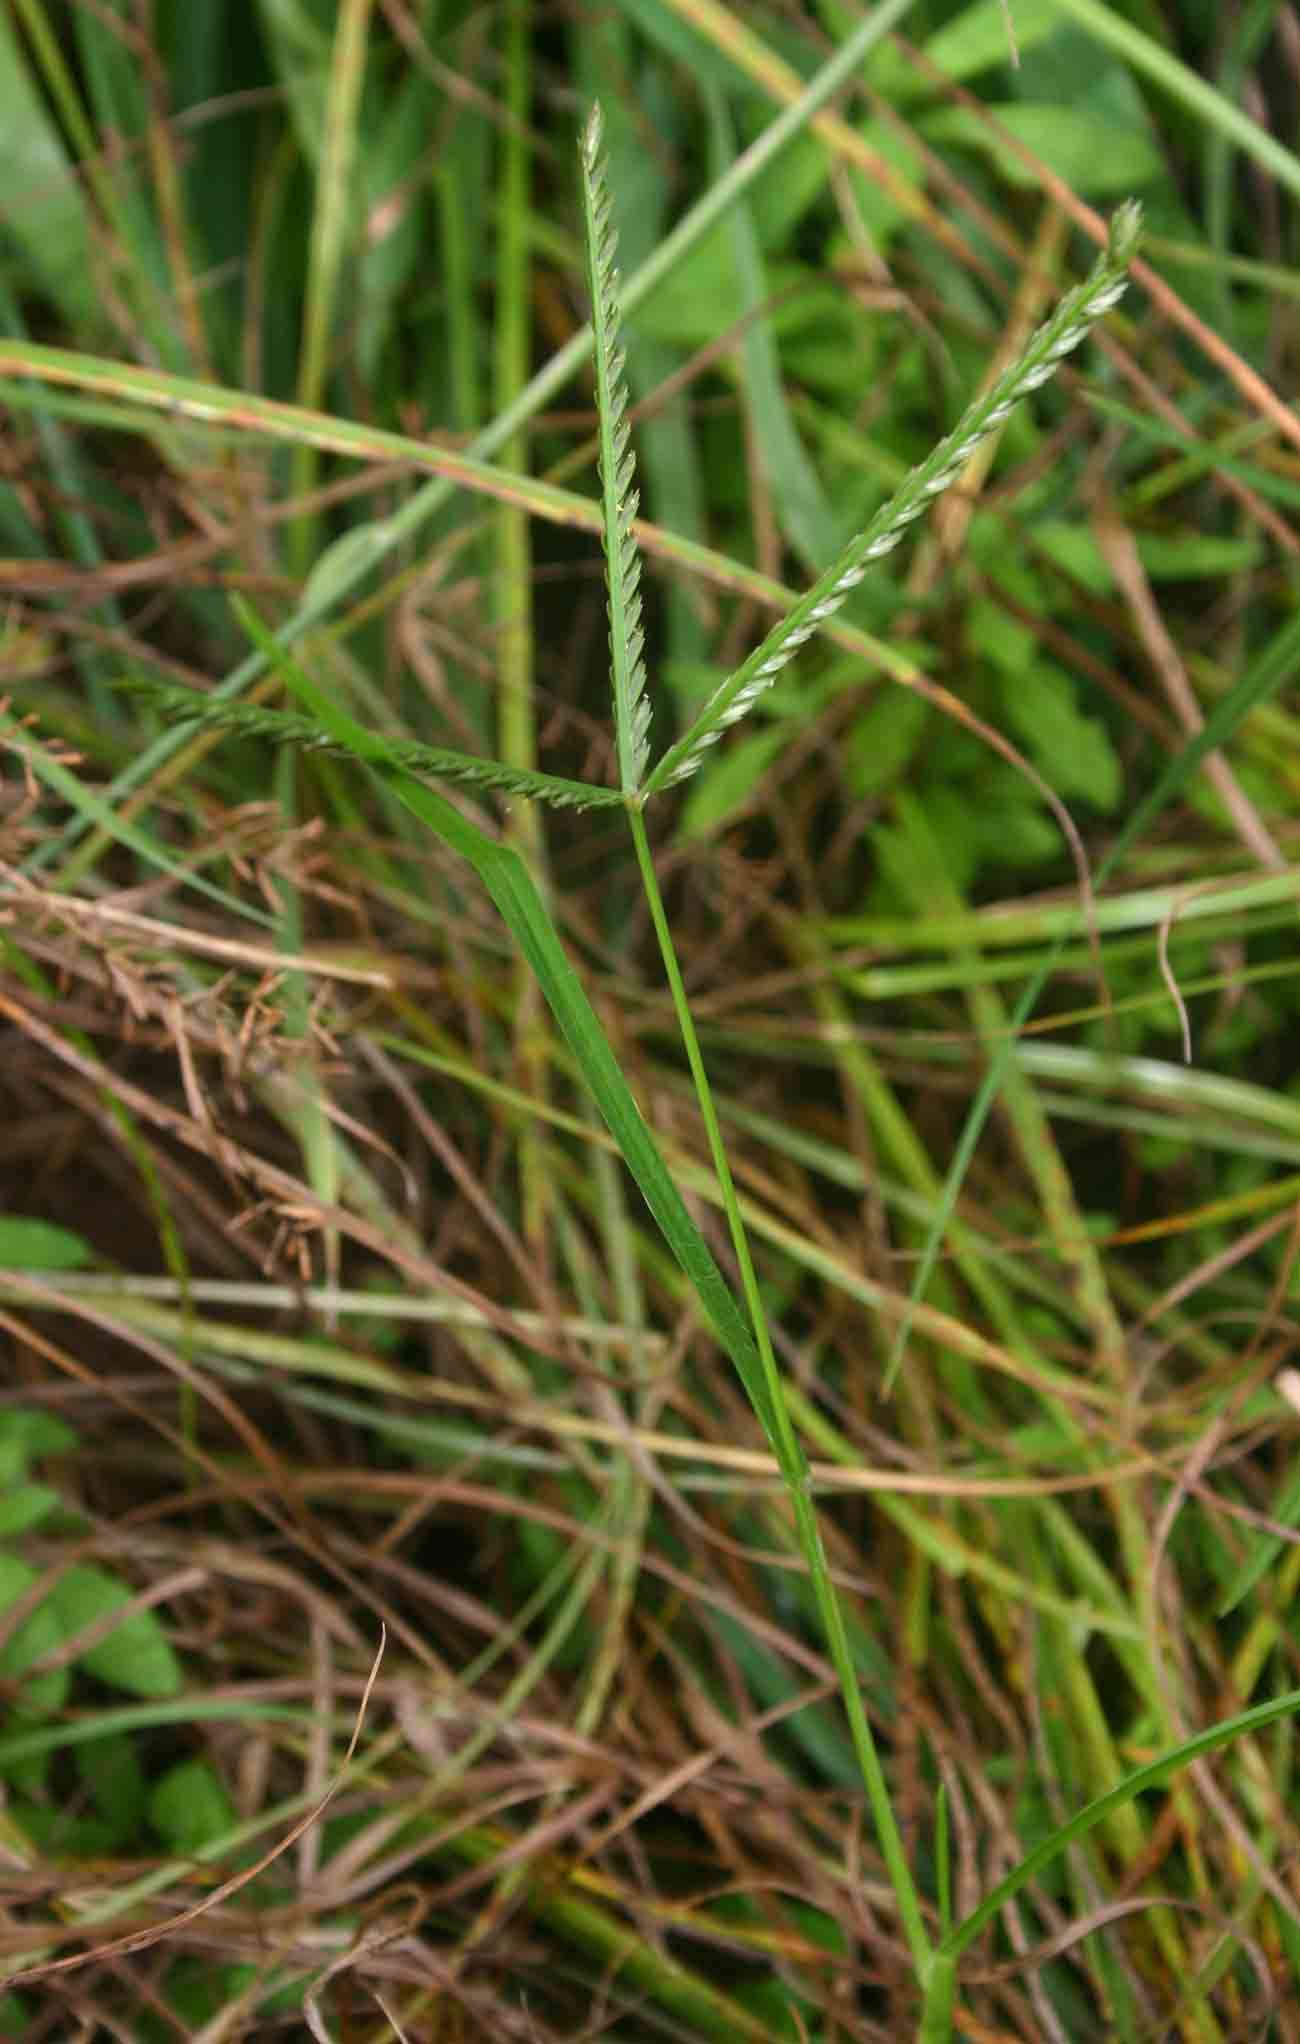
<box><xmin>149</xmin><ymin>1757</ymin><xmax>236</xmax><ymax>1853</ymax></box>
<box><xmin>922</xmin><ymin>104</ymin><xmax>1164</xmax><ymax>196</ymax></box>
<box><xmin>49</xmin><ymin>1565</ymin><xmax>182</xmax><ymax>1699</ymax></box>
<box><xmin>876</xmin><ymin>796</ymin><xmax>979</xmax><ymax>902</ymax></box>
<box><xmin>8</xmin><ymin>1803</ymin><xmax>121</xmax><ymax>1856</ymax></box>
<box><xmin>77</xmin><ymin>1729</ymin><xmax>147</xmax><ymax>1844</ymax></box>
<box><xmin>997</xmin><ymin>663</ymin><xmax>1121</xmax><ymax>810</ymax></box>
<box><xmin>924</xmin><ymin>0</ymin><xmax>1061</xmax><ymax>83</ymax></box>
<box><xmin>1032</xmin><ymin>519</ymin><xmax>1112</xmax><ymax>593</ymax></box>
<box><xmin>0</xmin><ymin>1557</ymin><xmax>68</xmax><ymax>1724</ymax></box>
<box><xmin>0</xmin><ymin>1409</ymin><xmax>77</xmax><ymax>1462</ymax></box>
<box><xmin>968</xmin><ymin>595</ymin><xmax>1037</xmax><ymax>676</ymax></box>
<box><xmin>976</xmin><ymin>799</ymin><xmax>1062</xmax><ymax>870</ymax></box>
<box><xmin>746</xmin><ymin>126</ymin><xmax>831</xmax><ymax>250</ymax></box>
<box><xmin>846</xmin><ymin>687</ymin><xmax>929</xmax><ymax>796</ymax></box>
<box><xmin>1134</xmin><ymin>533</ymin><xmax>1263</xmax><ymax>580</ymax></box>
<box><xmin>159</xmin><ymin>1959</ymin><xmax>264</xmax><ymax>2032</ymax></box>
<box><xmin>0</xmin><ymin>1217</ymin><xmax>92</xmax><ymax>1269</ymax></box>
<box><xmin>0</xmin><ymin>1485</ymin><xmax>60</xmax><ymax>1537</ymax></box>
<box><xmin>774</xmin><ymin>281</ymin><xmax>883</xmax><ymax>399</ymax></box>
<box><xmin>841</xmin><ymin>119</ymin><xmax>924</xmax><ymax>245</ymax></box>
<box><xmin>630</xmin><ymin>220</ymin><xmax>744</xmax><ymax>349</ymax></box>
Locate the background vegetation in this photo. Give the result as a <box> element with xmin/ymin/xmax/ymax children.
<box><xmin>2</xmin><ymin>0</ymin><xmax>1300</xmax><ymax>2037</ymax></box>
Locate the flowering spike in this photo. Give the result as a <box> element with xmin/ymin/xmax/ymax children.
<box><xmin>579</xmin><ymin>102</ymin><xmax>651</xmax><ymax>793</ymax></box>
<box><xmin>644</xmin><ymin>203</ymin><xmax>1142</xmax><ymax>797</ymax></box>
<box><xmin>118</xmin><ymin>682</ymin><xmax>624</xmax><ymax>812</ymax></box>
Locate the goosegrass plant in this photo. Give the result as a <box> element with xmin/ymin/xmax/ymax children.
<box><xmin>7</xmin><ymin>4</ymin><xmax>1300</xmax><ymax>2038</ymax></box>
<box><xmin>89</xmin><ymin>113</ymin><xmax>1300</xmax><ymax>2041</ymax></box>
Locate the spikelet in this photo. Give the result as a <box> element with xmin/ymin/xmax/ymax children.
<box><xmin>120</xmin><ymin>683</ymin><xmax>624</xmax><ymax>811</ymax></box>
<box><xmin>580</xmin><ymin>103</ymin><xmax>650</xmax><ymax>794</ymax></box>
<box><xmin>646</xmin><ymin>201</ymin><xmax>1143</xmax><ymax>795</ymax></box>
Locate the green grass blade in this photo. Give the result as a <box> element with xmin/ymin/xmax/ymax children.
<box><xmin>1052</xmin><ymin>0</ymin><xmax>1300</xmax><ymax>207</ymax></box>
<box><xmin>0</xmin><ymin>4</ymin><xmax>97</xmax><ymax>329</ymax></box>
<box><xmin>289</xmin><ymin>0</ymin><xmax>373</xmax><ymax>573</ymax></box>
<box><xmin>232</xmin><ymin>606</ymin><xmax>779</xmax><ymax>1441</ymax></box>
<box><xmin>940</xmin><ymin>1686</ymin><xmax>1300</xmax><ymax>1962</ymax></box>
<box><xmin>706</xmin><ymin>85</ymin><xmax>841</xmax><ymax>575</ymax></box>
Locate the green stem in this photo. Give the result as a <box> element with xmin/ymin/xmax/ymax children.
<box><xmin>626</xmin><ymin>803</ymin><xmax>932</xmax><ymax>1982</ymax></box>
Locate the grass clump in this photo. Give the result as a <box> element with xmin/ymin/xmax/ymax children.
<box><xmin>3</xmin><ymin>5</ymin><xmax>1300</xmax><ymax>2040</ymax></box>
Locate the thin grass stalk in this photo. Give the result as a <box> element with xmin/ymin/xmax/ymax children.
<box><xmin>289</xmin><ymin>0</ymin><xmax>374</xmax><ymax>575</ymax></box>
<box><xmin>495</xmin><ymin>0</ymin><xmax>549</xmax><ymax>1258</ymax></box>
<box><xmin>625</xmin><ymin>804</ymin><xmax>933</xmax><ymax>1983</ymax></box>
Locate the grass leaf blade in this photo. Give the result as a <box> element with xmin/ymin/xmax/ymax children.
<box><xmin>227</xmin><ymin>604</ymin><xmax>778</xmax><ymax>1437</ymax></box>
<box><xmin>943</xmin><ymin>1685</ymin><xmax>1300</xmax><ymax>1961</ymax></box>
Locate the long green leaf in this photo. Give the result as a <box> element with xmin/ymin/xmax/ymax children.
<box><xmin>941</xmin><ymin>1684</ymin><xmax>1300</xmax><ymax>1961</ymax></box>
<box><xmin>233</xmin><ymin>606</ymin><xmax>778</xmax><ymax>1440</ymax></box>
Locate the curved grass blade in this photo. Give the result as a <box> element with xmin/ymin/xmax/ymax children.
<box><xmin>643</xmin><ymin>202</ymin><xmax>1142</xmax><ymax>798</ymax></box>
<box><xmin>120</xmin><ymin>675</ymin><xmax>625</xmax><ymax>814</ymax></box>
<box><xmin>580</xmin><ymin>102</ymin><xmax>650</xmax><ymax>793</ymax></box>
<box><xmin>234</xmin><ymin>605</ymin><xmax>779</xmax><ymax>1440</ymax></box>
<box><xmin>939</xmin><ymin>1684</ymin><xmax>1300</xmax><ymax>1965</ymax></box>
